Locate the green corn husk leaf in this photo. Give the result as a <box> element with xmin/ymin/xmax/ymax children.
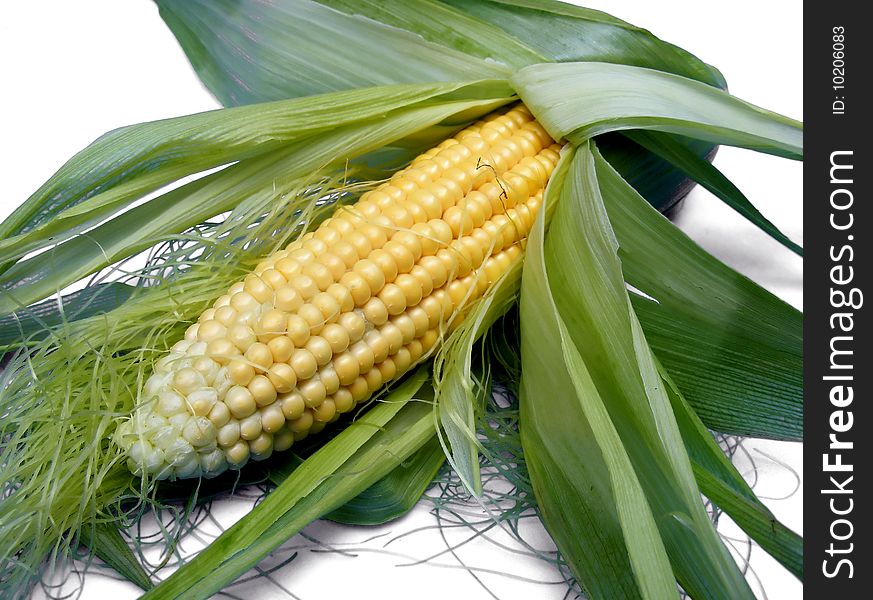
<box><xmin>444</xmin><ymin>0</ymin><xmax>725</xmax><ymax>87</ymax></box>
<box><xmin>660</xmin><ymin>369</ymin><xmax>803</xmax><ymax>579</ymax></box>
<box><xmin>0</xmin><ymin>89</ymin><xmax>513</xmax><ymax>317</ymax></box>
<box><xmin>598</xmin><ymin>132</ymin><xmax>716</xmax><ymax>215</ymax></box>
<box><xmin>592</xmin><ymin>148</ymin><xmax>802</xmax><ymax>440</ymax></box>
<box><xmin>155</xmin><ymin>0</ymin><xmax>507</xmax><ymax>107</ymax></box>
<box><xmin>520</xmin><ymin>147</ymin><xmax>677</xmax><ymax>599</ymax></box>
<box><xmin>433</xmin><ymin>252</ymin><xmax>525</xmax><ymax>495</ymax></box>
<box><xmin>82</xmin><ymin>521</ymin><xmax>153</xmax><ymax>591</ymax></box>
<box><xmin>141</xmin><ymin>370</ymin><xmax>436</xmax><ymax>600</ymax></box>
<box><xmin>156</xmin><ymin>0</ymin><xmax>725</xmax><ymax>216</ymax></box>
<box><xmin>0</xmin><ymin>282</ymin><xmax>134</xmax><ymax>350</ymax></box>
<box><xmin>0</xmin><ymin>80</ymin><xmax>512</xmax><ymax>275</ymax></box>
<box><xmin>523</xmin><ymin>142</ymin><xmax>755</xmax><ymax>598</ymax></box>
<box><xmin>325</xmin><ymin>436</ymin><xmax>445</xmax><ymax>525</ymax></box>
<box><xmin>625</xmin><ymin>129</ymin><xmax>802</xmax><ymax>255</ymax></box>
<box><xmin>265</xmin><ymin>432</ymin><xmax>445</xmax><ymax>526</ymax></box>
<box><xmin>513</xmin><ymin>61</ymin><xmax>802</xmax><ymax>159</ymax></box>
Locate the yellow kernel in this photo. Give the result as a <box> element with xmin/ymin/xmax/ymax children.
<box><xmin>362</xmin><ymin>297</ymin><xmax>389</xmax><ymax>326</ymax></box>
<box><xmin>349</xmin><ymin>376</ymin><xmax>371</xmax><ymax>403</ymax></box>
<box><xmin>217</xmin><ymin>421</ymin><xmax>240</xmax><ymax>447</ymax></box>
<box><xmin>353</xmin><ymin>259</ymin><xmax>386</xmax><ymax>293</ymax></box>
<box><xmin>378</xmin><ymin>357</ymin><xmax>398</xmax><ymax>382</ymax></box>
<box><xmin>173</xmin><ymin>368</ymin><xmax>204</xmax><ymax>396</ymax></box>
<box><xmin>261</xmin><ymin>404</ymin><xmax>286</xmax><ymax>433</ymax></box>
<box><xmin>322</xmin><ymin>323</ymin><xmax>350</xmax><ymax>353</ymax></box>
<box><xmin>365</xmin><ymin>330</ymin><xmax>390</xmax><ymax>363</ymax></box>
<box><xmin>312</xmin><ymin>292</ymin><xmax>341</xmax><ymax>323</ymax></box>
<box><xmin>289</xmin><ymin>274</ymin><xmax>318</xmax><ymax>300</ymax></box>
<box><xmin>408</xmin><ymin>306</ymin><xmax>430</xmax><ymax>338</ymax></box>
<box><xmin>444</xmin><ymin>206</ymin><xmax>474</xmax><ymax>238</ymax></box>
<box><xmin>384</xmin><ymin>241</ymin><xmax>416</xmax><ymax>274</ymax></box>
<box><xmin>395</xmin><ymin>274</ymin><xmax>423</xmax><ymax>307</ymax></box>
<box><xmin>443</xmin><ymin>166</ymin><xmax>473</xmax><ymax>194</ymax></box>
<box><xmin>208</xmin><ymin>401</ymin><xmax>231</xmax><ymax>428</ymax></box>
<box><xmin>228</xmin><ymin>324</ymin><xmax>256</xmax><ymax>351</ymax></box>
<box><xmin>381</xmin><ymin>323</ymin><xmax>404</xmax><ymax>355</ymax></box>
<box><xmin>338</xmin><ymin>311</ymin><xmax>366</xmax><ymax>342</ymax></box>
<box><xmin>286</xmin><ymin>314</ymin><xmax>310</xmax><ymax>347</ymax></box>
<box><xmin>302</xmin><ymin>237</ymin><xmax>328</xmax><ymax>256</ymax></box>
<box><xmin>260</xmin><ymin>268</ymin><xmax>287</xmax><ymax>290</ymax></box>
<box><xmin>199</xmin><ymin>308</ymin><xmax>216</xmax><ymax>323</ymax></box>
<box><xmin>349</xmin><ymin>341</ymin><xmax>376</xmax><ymax>372</ymax></box>
<box><xmin>290</xmin><ymin>349</ymin><xmax>318</xmax><ymax>380</ymax></box>
<box><xmin>365</xmin><ymin>368</ymin><xmax>383</xmax><ymax>393</ymax></box>
<box><xmin>196</xmin><ymin>320</ymin><xmax>226</xmax><ymax>343</ymax></box>
<box><xmin>305</xmin><ymin>336</ymin><xmax>333</xmax><ymax>366</ymax></box>
<box><xmin>427</xmin><ymin>219</ymin><xmax>453</xmax><ymax>247</ymax></box>
<box><xmin>267</xmin><ymin>336</ymin><xmax>294</xmax><ymax>364</ymax></box>
<box><xmin>275</xmin><ymin>257</ymin><xmax>302</xmax><ymax>279</ymax></box>
<box><xmin>333</xmin><ymin>389</ymin><xmax>355</xmax><ymax>413</ymax></box>
<box><xmin>228</xmin><ymin>282</ymin><xmax>245</xmax><ymax>295</ymax></box>
<box><xmin>240</xmin><ymin>413</ymin><xmax>262</xmax><ymax>440</ymax></box>
<box><xmin>461</xmin><ymin>236</ymin><xmax>486</xmax><ymax>270</ymax></box>
<box><xmin>344</xmin><ymin>230</ymin><xmax>372</xmax><ymax>258</ymax></box>
<box><xmin>275</xmin><ymin>287</ymin><xmax>303</xmax><ymax>313</ymax></box>
<box><xmin>319</xmin><ymin>367</ymin><xmax>340</xmax><ymax>395</ymax></box>
<box><xmin>378</xmin><ymin>284</ymin><xmax>407</xmax><ymax>316</ymax></box>
<box><xmin>421</xmin><ymin>329</ymin><xmax>440</xmax><ymax>353</ymax></box>
<box><xmin>245</xmin><ymin>343</ymin><xmax>273</xmax><ymax>370</ymax></box>
<box><xmin>326</xmin><ymin>282</ymin><xmax>355</xmax><ymax>312</ymax></box>
<box><xmin>244</xmin><ymin>275</ymin><xmax>273</xmax><ymax>304</ymax></box>
<box><xmin>227</xmin><ymin>359</ymin><xmax>255</xmax><ymax>386</ymax></box>
<box><xmin>267</xmin><ymin>362</ymin><xmax>297</xmax><ymax>393</ymax></box>
<box><xmin>382</xmin><ymin>204</ymin><xmax>414</xmax><ymax>229</ymax></box>
<box><xmin>419</xmin><ymin>296</ymin><xmax>444</xmax><ymax>329</ymax></box>
<box><xmin>156</xmin><ymin>391</ymin><xmax>185</xmax><ymax>416</ymax></box>
<box><xmin>257</xmin><ymin>309</ymin><xmax>288</xmax><ymax>340</ymax></box>
<box><xmin>289</xmin><ymin>247</ymin><xmax>315</xmax><ymax>263</ymax></box>
<box><xmin>361</xmin><ymin>224</ymin><xmax>388</xmax><ymax>249</ymax></box>
<box><xmin>410</xmin><ymin>222</ymin><xmax>438</xmax><ymax>256</ymax></box>
<box><xmin>419</xmin><ymin>256</ymin><xmax>448</xmax><ymax>289</ymax></box>
<box><xmin>339</xmin><ymin>271</ymin><xmax>372</xmax><ymax>307</ymax></box>
<box><xmin>318</xmin><ymin>252</ymin><xmax>347</xmax><ymax>281</ymax></box>
<box><xmin>184</xmin><ymin>323</ymin><xmax>200</xmax><ymax>341</ymax></box>
<box><xmin>300</xmin><ymin>379</ymin><xmax>327</xmax><ymax>408</ymax></box>
<box><xmin>250</xmin><ymin>432</ymin><xmax>273</xmax><ymax>459</ymax></box>
<box><xmin>331</xmin><ymin>241</ymin><xmax>359</xmax><ymax>268</ymax></box>
<box><xmin>214</xmin><ymin>306</ymin><xmax>239</xmax><ymax>327</ymax></box>
<box><xmin>393</xmin><ymin>347</ymin><xmax>413</xmax><ymax>374</ymax></box>
<box><xmin>248</xmin><ymin>375</ymin><xmax>277</xmax><ymax>407</ymax></box>
<box><xmin>333</xmin><ymin>352</ymin><xmax>360</xmax><ymax>386</ymax></box>
<box><xmin>230</xmin><ymin>292</ymin><xmax>259</xmax><ymax>313</ymax></box>
<box><xmin>288</xmin><ymin>410</ymin><xmax>314</xmax><ymax>433</ymax></box>
<box><xmin>280</xmin><ymin>392</ymin><xmax>305</xmax><ymax>420</ymax></box>
<box><xmin>207</xmin><ymin>339</ymin><xmax>238</xmax><ymax>364</ymax></box>
<box><xmin>448</xmin><ymin>279</ymin><xmax>471</xmax><ymax>306</ymax></box>
<box><xmin>273</xmin><ymin>427</ymin><xmax>294</xmax><ymax>452</ymax></box>
<box><xmin>408</xmin><ymin>339</ymin><xmax>424</xmax><ymax>362</ymax></box>
<box><xmin>298</xmin><ymin>303</ymin><xmax>325</xmax><ymax>333</ymax></box>
<box><xmin>368</xmin><ymin>249</ymin><xmax>398</xmax><ymax>283</ymax></box>
<box><xmin>189</xmin><ymin>388</ymin><xmax>218</xmax><ymax>416</ymax></box>
<box><xmin>392</xmin><ymin>315</ymin><xmax>416</xmax><ymax>344</ymax></box>
<box><xmin>226</xmin><ymin>386</ymin><xmax>256</xmax><ymax>418</ymax></box>
<box><xmin>303</xmin><ymin>262</ymin><xmax>333</xmax><ymax>291</ymax></box>
<box><xmin>226</xmin><ymin>441</ymin><xmax>250</xmax><ymax>466</ymax></box>
<box><xmin>436</xmin><ymin>249</ymin><xmax>460</xmax><ymax>279</ymax></box>
<box><xmin>409</xmin><ymin>265</ymin><xmax>434</xmax><ymax>298</ymax></box>
<box><xmin>313</xmin><ymin>399</ymin><xmax>336</xmax><ymax>422</ymax></box>
<box><xmin>408</xmin><ymin>189</ymin><xmax>442</xmax><ymax>220</ymax></box>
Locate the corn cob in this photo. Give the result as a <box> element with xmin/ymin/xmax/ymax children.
<box><xmin>116</xmin><ymin>104</ymin><xmax>560</xmax><ymax>479</ymax></box>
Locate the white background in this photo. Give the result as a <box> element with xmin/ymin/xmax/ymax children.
<box><xmin>0</xmin><ymin>1</ymin><xmax>802</xmax><ymax>599</ymax></box>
